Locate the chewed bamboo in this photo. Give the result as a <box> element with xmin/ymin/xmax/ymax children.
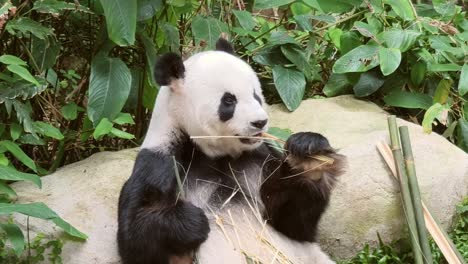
<box><xmin>377</xmin><ymin>141</ymin><xmax>465</xmax><ymax>264</ymax></box>
<box><xmin>190</xmin><ymin>133</ymin><xmax>334</xmax><ymax>164</ymax></box>
<box><xmin>399</xmin><ymin>126</ymin><xmax>433</xmax><ymax>263</ymax></box>
<box><xmin>387</xmin><ymin>116</ymin><xmax>424</xmax><ymax>264</ymax></box>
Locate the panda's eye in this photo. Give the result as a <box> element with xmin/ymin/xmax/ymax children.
<box><xmin>222</xmin><ymin>94</ymin><xmax>237</xmax><ymax>105</ymax></box>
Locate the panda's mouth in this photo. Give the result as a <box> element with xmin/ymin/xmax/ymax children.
<box><xmin>236</xmin><ymin>133</ymin><xmax>263</xmax><ymax>145</ymax></box>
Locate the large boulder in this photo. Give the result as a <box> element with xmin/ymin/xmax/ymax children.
<box><xmin>10</xmin><ymin>95</ymin><xmax>468</xmax><ymax>262</ymax></box>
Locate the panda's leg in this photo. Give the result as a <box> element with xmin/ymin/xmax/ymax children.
<box><xmin>260</xmin><ymin>132</ymin><xmax>346</xmax><ymax>243</ymax></box>
<box><xmin>117</xmin><ymin>149</ymin><xmax>210</xmax><ymax>264</ymax></box>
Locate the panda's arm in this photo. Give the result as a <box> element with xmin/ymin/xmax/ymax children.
<box><xmin>118</xmin><ymin>148</ymin><xmax>209</xmax><ymax>263</ymax></box>
<box><xmin>260</xmin><ymin>132</ymin><xmax>346</xmax><ymax>242</ymax></box>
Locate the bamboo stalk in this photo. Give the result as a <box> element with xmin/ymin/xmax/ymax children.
<box><xmin>377</xmin><ymin>141</ymin><xmax>466</xmax><ymax>264</ymax></box>
<box><xmin>387</xmin><ymin>116</ymin><xmax>424</xmax><ymax>264</ymax></box>
<box><xmin>190</xmin><ymin>133</ymin><xmax>334</xmax><ymax>164</ymax></box>
<box><xmin>399</xmin><ymin>126</ymin><xmax>433</xmax><ymax>263</ymax></box>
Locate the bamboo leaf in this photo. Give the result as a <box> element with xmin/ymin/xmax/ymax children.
<box><xmin>6</xmin><ymin>65</ymin><xmax>40</xmax><ymax>86</ymax></box>
<box><xmin>0</xmin><ymin>81</ymin><xmax>47</xmax><ymax>104</ymax></box>
<box><xmin>33</xmin><ymin>121</ymin><xmax>64</xmax><ymax>140</ymax></box>
<box><xmin>0</xmin><ymin>55</ymin><xmax>27</xmax><ymax>66</ymax></box>
<box><xmin>110</xmin><ymin>128</ymin><xmax>135</xmax><ymax>139</ymax></box>
<box><xmin>0</xmin><ymin>166</ymin><xmax>40</xmax><ymax>187</ymax></box>
<box><xmin>5</xmin><ymin>18</ymin><xmax>54</xmax><ymax>39</ymax></box>
<box><xmin>0</xmin><ymin>181</ymin><xmax>17</xmax><ymax>198</ymax></box>
<box><xmin>0</xmin><ymin>202</ymin><xmax>87</xmax><ymax>239</ymax></box>
<box><xmin>0</xmin><ymin>141</ymin><xmax>37</xmax><ymax>172</ymax></box>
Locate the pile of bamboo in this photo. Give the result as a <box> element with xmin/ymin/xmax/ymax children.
<box><xmin>377</xmin><ymin>116</ymin><xmax>465</xmax><ymax>264</ymax></box>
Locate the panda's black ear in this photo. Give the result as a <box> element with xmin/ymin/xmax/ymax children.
<box><xmin>215</xmin><ymin>38</ymin><xmax>235</xmax><ymax>54</ymax></box>
<box><xmin>154</xmin><ymin>52</ymin><xmax>185</xmax><ymax>86</ymax></box>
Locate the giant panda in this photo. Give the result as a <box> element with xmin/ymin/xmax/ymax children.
<box><xmin>117</xmin><ymin>38</ymin><xmax>346</xmax><ymax>264</ymax></box>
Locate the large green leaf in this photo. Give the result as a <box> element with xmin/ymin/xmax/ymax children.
<box><xmin>100</xmin><ymin>0</ymin><xmax>137</xmax><ymax>46</ymax></box>
<box><xmin>6</xmin><ymin>65</ymin><xmax>40</xmax><ymax>86</ymax></box>
<box><xmin>0</xmin><ymin>202</ymin><xmax>87</xmax><ymax>239</ymax></box>
<box><xmin>93</xmin><ymin>118</ymin><xmax>113</xmax><ymax>139</ymax></box>
<box><xmin>254</xmin><ymin>0</ymin><xmax>295</xmax><ymax>9</ymax></box>
<box><xmin>339</xmin><ymin>31</ymin><xmax>362</xmax><ymax>54</ymax></box>
<box><xmin>323</xmin><ymin>73</ymin><xmax>357</xmax><ymax>97</ymax></box>
<box><xmin>33</xmin><ymin>121</ymin><xmax>64</xmax><ymax>140</ymax></box>
<box><xmin>383</xmin><ymin>91</ymin><xmax>432</xmax><ymax>109</ymax></box>
<box><xmin>353</xmin><ymin>71</ymin><xmax>385</xmax><ymax>97</ymax></box>
<box><xmin>139</xmin><ymin>33</ymin><xmax>157</xmax><ymax>87</ymax></box>
<box><xmin>0</xmin><ymin>81</ymin><xmax>47</xmax><ymax>104</ymax></box>
<box><xmin>272</xmin><ymin>66</ymin><xmax>306</xmax><ymax>111</ymax></box>
<box><xmin>280</xmin><ymin>45</ymin><xmax>311</xmax><ymax>79</ymax></box>
<box><xmin>432</xmin><ymin>0</ymin><xmax>456</xmax><ymax>17</ymax></box>
<box><xmin>191</xmin><ymin>16</ymin><xmax>229</xmax><ymax>49</ymax></box>
<box><xmin>411</xmin><ymin>63</ymin><xmax>426</xmax><ymax>86</ymax></box>
<box><xmin>378</xmin><ymin>30</ymin><xmax>421</xmax><ymax>52</ymax></box>
<box><xmin>422</xmin><ymin>103</ymin><xmax>448</xmax><ymax>133</ymax></box>
<box><xmin>315</xmin><ymin>0</ymin><xmax>363</xmax><ymax>13</ymax></box>
<box><xmin>161</xmin><ymin>23</ymin><xmax>180</xmax><ymax>52</ymax></box>
<box><xmin>333</xmin><ymin>44</ymin><xmax>380</xmax><ymax>73</ymax></box>
<box><xmin>459</xmin><ymin>64</ymin><xmax>468</xmax><ymax>96</ymax></box>
<box><xmin>433</xmin><ymin>79</ymin><xmax>452</xmax><ymax>104</ymax></box>
<box><xmin>88</xmin><ymin>56</ymin><xmax>132</xmax><ymax>125</ymax></box>
<box><xmin>0</xmin><ymin>141</ymin><xmax>37</xmax><ymax>172</ymax></box>
<box><xmin>137</xmin><ymin>0</ymin><xmax>163</xmax><ymax>21</ymax></box>
<box><xmin>378</xmin><ymin>47</ymin><xmax>401</xmax><ymax>76</ymax></box>
<box><xmin>0</xmin><ymin>166</ymin><xmax>41</xmax><ymax>187</ymax></box>
<box><xmin>232</xmin><ymin>10</ymin><xmax>256</xmax><ymax>31</ymax></box>
<box><xmin>252</xmin><ymin>47</ymin><xmax>289</xmax><ymax>66</ymax></box>
<box><xmin>383</xmin><ymin>0</ymin><xmax>416</xmax><ymax>20</ymax></box>
<box><xmin>5</xmin><ymin>18</ymin><xmax>54</xmax><ymax>39</ymax></box>
<box><xmin>0</xmin><ymin>223</ymin><xmax>25</xmax><ymax>256</ymax></box>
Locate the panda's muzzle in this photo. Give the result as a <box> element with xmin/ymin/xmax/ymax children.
<box><xmin>236</xmin><ymin>132</ymin><xmax>263</xmax><ymax>145</ymax></box>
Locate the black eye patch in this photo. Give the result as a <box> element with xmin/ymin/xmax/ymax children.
<box><xmin>218</xmin><ymin>92</ymin><xmax>237</xmax><ymax>122</ymax></box>
<box><xmin>253</xmin><ymin>92</ymin><xmax>262</xmax><ymax>105</ymax></box>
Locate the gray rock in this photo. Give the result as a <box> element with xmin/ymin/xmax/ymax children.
<box><xmin>10</xmin><ymin>95</ymin><xmax>468</xmax><ymax>262</ymax></box>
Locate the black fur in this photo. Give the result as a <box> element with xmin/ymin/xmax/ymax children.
<box><xmin>154</xmin><ymin>52</ymin><xmax>185</xmax><ymax>86</ymax></box>
<box><xmin>215</xmin><ymin>38</ymin><xmax>235</xmax><ymax>54</ymax></box>
<box><xmin>284</xmin><ymin>132</ymin><xmax>334</xmax><ymax>158</ymax></box>
<box><xmin>260</xmin><ymin>132</ymin><xmax>342</xmax><ymax>242</ymax></box>
<box><xmin>218</xmin><ymin>92</ymin><xmax>237</xmax><ymax>122</ymax></box>
<box><xmin>253</xmin><ymin>92</ymin><xmax>262</xmax><ymax>105</ymax></box>
<box><xmin>118</xmin><ymin>132</ymin><xmax>344</xmax><ymax>262</ymax></box>
<box><xmin>117</xmin><ymin>148</ymin><xmax>209</xmax><ymax>264</ymax></box>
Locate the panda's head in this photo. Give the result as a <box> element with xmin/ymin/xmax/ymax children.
<box><xmin>154</xmin><ymin>39</ymin><xmax>268</xmax><ymax>158</ymax></box>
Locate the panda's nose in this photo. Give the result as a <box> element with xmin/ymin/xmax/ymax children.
<box><xmin>251</xmin><ymin>119</ymin><xmax>268</xmax><ymax>129</ymax></box>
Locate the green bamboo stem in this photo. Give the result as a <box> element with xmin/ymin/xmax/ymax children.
<box><xmin>387</xmin><ymin>116</ymin><xmax>424</xmax><ymax>264</ymax></box>
<box><xmin>399</xmin><ymin>126</ymin><xmax>433</xmax><ymax>264</ymax></box>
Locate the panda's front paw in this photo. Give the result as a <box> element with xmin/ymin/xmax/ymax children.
<box><xmin>285</xmin><ymin>132</ymin><xmax>334</xmax><ymax>158</ymax></box>
<box><xmin>167</xmin><ymin>202</ymin><xmax>210</xmax><ymax>254</ymax></box>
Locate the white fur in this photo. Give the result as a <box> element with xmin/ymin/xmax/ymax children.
<box><xmin>143</xmin><ymin>51</ymin><xmax>268</xmax><ymax>157</ymax></box>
